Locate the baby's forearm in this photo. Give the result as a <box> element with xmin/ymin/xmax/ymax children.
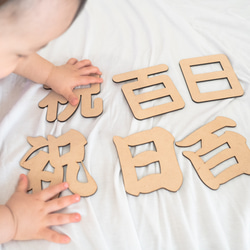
<box><xmin>14</xmin><ymin>53</ymin><xmax>53</xmax><ymax>85</ymax></box>
<box><xmin>0</xmin><ymin>205</ymin><xmax>16</xmax><ymax>243</ymax></box>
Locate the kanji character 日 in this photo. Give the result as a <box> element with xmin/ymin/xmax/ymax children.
<box><xmin>114</xmin><ymin>127</ymin><xmax>183</xmax><ymax>196</ymax></box>
<box><xmin>179</xmin><ymin>54</ymin><xmax>244</xmax><ymax>102</ymax></box>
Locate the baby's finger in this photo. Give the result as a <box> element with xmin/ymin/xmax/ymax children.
<box><xmin>46</xmin><ymin>194</ymin><xmax>80</xmax><ymax>213</ymax></box>
<box><xmin>79</xmin><ymin>65</ymin><xmax>102</xmax><ymax>76</ymax></box>
<box><xmin>67</xmin><ymin>92</ymin><xmax>79</xmax><ymax>106</ymax></box>
<box><xmin>47</xmin><ymin>212</ymin><xmax>81</xmax><ymax>226</ymax></box>
<box><xmin>75</xmin><ymin>59</ymin><xmax>92</xmax><ymax>69</ymax></box>
<box><xmin>67</xmin><ymin>58</ymin><xmax>78</xmax><ymax>65</ymax></box>
<box><xmin>15</xmin><ymin>174</ymin><xmax>29</xmax><ymax>193</ymax></box>
<box><xmin>36</xmin><ymin>182</ymin><xmax>69</xmax><ymax>201</ymax></box>
<box><xmin>76</xmin><ymin>75</ymin><xmax>103</xmax><ymax>86</ymax></box>
<box><xmin>41</xmin><ymin>228</ymin><xmax>71</xmax><ymax>244</ymax></box>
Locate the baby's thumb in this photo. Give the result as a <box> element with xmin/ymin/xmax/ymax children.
<box><xmin>16</xmin><ymin>174</ymin><xmax>29</xmax><ymax>193</ymax></box>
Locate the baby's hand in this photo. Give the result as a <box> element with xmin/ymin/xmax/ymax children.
<box><xmin>45</xmin><ymin>58</ymin><xmax>103</xmax><ymax>106</ymax></box>
<box><xmin>6</xmin><ymin>174</ymin><xmax>81</xmax><ymax>244</ymax></box>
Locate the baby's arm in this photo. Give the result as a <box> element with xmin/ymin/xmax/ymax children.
<box><xmin>0</xmin><ymin>174</ymin><xmax>81</xmax><ymax>244</ymax></box>
<box><xmin>14</xmin><ymin>53</ymin><xmax>103</xmax><ymax>106</ymax></box>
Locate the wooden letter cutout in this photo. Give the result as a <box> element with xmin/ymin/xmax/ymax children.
<box><xmin>113</xmin><ymin>64</ymin><xmax>185</xmax><ymax>120</ymax></box>
<box><xmin>20</xmin><ymin>129</ymin><xmax>97</xmax><ymax>197</ymax></box>
<box><xmin>179</xmin><ymin>54</ymin><xmax>244</xmax><ymax>102</ymax></box>
<box><xmin>176</xmin><ymin>116</ymin><xmax>250</xmax><ymax>189</ymax></box>
<box><xmin>113</xmin><ymin>127</ymin><xmax>183</xmax><ymax>196</ymax></box>
<box><xmin>39</xmin><ymin>84</ymin><xmax>103</xmax><ymax>122</ymax></box>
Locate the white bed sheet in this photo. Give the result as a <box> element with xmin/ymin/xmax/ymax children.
<box><xmin>1</xmin><ymin>0</ymin><xmax>250</xmax><ymax>249</ymax></box>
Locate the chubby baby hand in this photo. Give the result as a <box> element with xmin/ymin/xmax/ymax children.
<box><xmin>6</xmin><ymin>174</ymin><xmax>81</xmax><ymax>244</ymax></box>
<box><xmin>45</xmin><ymin>58</ymin><xmax>103</xmax><ymax>106</ymax></box>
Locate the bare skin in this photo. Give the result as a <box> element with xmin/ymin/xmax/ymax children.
<box><xmin>1</xmin><ymin>174</ymin><xmax>81</xmax><ymax>244</ymax></box>
<box><xmin>0</xmin><ymin>0</ymin><xmax>101</xmax><ymax>244</ymax></box>
<box><xmin>0</xmin><ymin>0</ymin><xmax>103</xmax><ymax>105</ymax></box>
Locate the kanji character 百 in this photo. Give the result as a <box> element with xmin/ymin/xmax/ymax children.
<box><xmin>112</xmin><ymin>64</ymin><xmax>185</xmax><ymax>120</ymax></box>
<box><xmin>176</xmin><ymin>116</ymin><xmax>250</xmax><ymax>189</ymax></box>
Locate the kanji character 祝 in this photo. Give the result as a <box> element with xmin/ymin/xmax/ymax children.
<box><xmin>39</xmin><ymin>84</ymin><xmax>103</xmax><ymax>122</ymax></box>
<box><xmin>112</xmin><ymin>64</ymin><xmax>185</xmax><ymax>120</ymax></box>
<box><xmin>20</xmin><ymin>129</ymin><xmax>97</xmax><ymax>197</ymax></box>
<box><xmin>176</xmin><ymin>116</ymin><xmax>250</xmax><ymax>189</ymax></box>
<box><xmin>113</xmin><ymin>127</ymin><xmax>183</xmax><ymax>196</ymax></box>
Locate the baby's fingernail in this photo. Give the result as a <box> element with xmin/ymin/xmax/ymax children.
<box><xmin>70</xmin><ymin>98</ymin><xmax>79</xmax><ymax>106</ymax></box>
<box><xmin>19</xmin><ymin>174</ymin><xmax>25</xmax><ymax>180</ymax></box>
<box><xmin>75</xmin><ymin>195</ymin><xmax>80</xmax><ymax>201</ymax></box>
<box><xmin>62</xmin><ymin>235</ymin><xmax>71</xmax><ymax>244</ymax></box>
<box><xmin>63</xmin><ymin>182</ymin><xmax>69</xmax><ymax>189</ymax></box>
<box><xmin>75</xmin><ymin>213</ymin><xmax>81</xmax><ymax>221</ymax></box>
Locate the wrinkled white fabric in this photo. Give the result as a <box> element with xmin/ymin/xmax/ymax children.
<box><xmin>1</xmin><ymin>0</ymin><xmax>250</xmax><ymax>249</ymax></box>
